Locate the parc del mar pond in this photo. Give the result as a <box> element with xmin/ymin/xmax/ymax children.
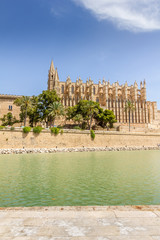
<box><xmin>0</xmin><ymin>150</ymin><xmax>160</xmax><ymax>207</ymax></box>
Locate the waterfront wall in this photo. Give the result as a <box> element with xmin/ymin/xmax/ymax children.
<box><xmin>0</xmin><ymin>130</ymin><xmax>160</xmax><ymax>149</ymax></box>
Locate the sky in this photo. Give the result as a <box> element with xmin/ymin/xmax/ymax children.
<box><xmin>0</xmin><ymin>0</ymin><xmax>160</xmax><ymax>107</ymax></box>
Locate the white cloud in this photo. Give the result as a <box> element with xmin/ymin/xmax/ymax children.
<box><xmin>72</xmin><ymin>0</ymin><xmax>160</xmax><ymax>32</ymax></box>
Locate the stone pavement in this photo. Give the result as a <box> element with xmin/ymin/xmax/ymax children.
<box><xmin>1</xmin><ymin>206</ymin><xmax>160</xmax><ymax>240</ymax></box>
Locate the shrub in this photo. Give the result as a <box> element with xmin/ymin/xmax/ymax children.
<box><xmin>90</xmin><ymin>129</ymin><xmax>95</xmax><ymax>140</ymax></box>
<box><xmin>82</xmin><ymin>122</ymin><xmax>87</xmax><ymax>130</ymax></box>
<box><xmin>0</xmin><ymin>126</ymin><xmax>4</xmax><ymax>130</ymax></box>
<box><xmin>23</xmin><ymin>126</ymin><xmax>31</xmax><ymax>133</ymax></box>
<box><xmin>73</xmin><ymin>126</ymin><xmax>81</xmax><ymax>130</ymax></box>
<box><xmin>33</xmin><ymin>126</ymin><xmax>43</xmax><ymax>134</ymax></box>
<box><xmin>50</xmin><ymin>127</ymin><xmax>60</xmax><ymax>135</ymax></box>
<box><xmin>60</xmin><ymin>129</ymin><xmax>64</xmax><ymax>135</ymax></box>
<box><xmin>10</xmin><ymin>127</ymin><xmax>15</xmax><ymax>131</ymax></box>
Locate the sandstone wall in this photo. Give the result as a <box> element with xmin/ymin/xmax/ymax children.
<box><xmin>0</xmin><ymin>130</ymin><xmax>160</xmax><ymax>149</ymax></box>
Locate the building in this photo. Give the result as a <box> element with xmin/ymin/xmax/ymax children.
<box><xmin>0</xmin><ymin>60</ymin><xmax>160</xmax><ymax>129</ymax></box>
<box><xmin>48</xmin><ymin>60</ymin><xmax>160</xmax><ymax>127</ymax></box>
<box><xmin>0</xmin><ymin>94</ymin><xmax>21</xmax><ymax>124</ymax></box>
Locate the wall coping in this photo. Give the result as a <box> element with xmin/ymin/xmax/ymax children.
<box><xmin>1</xmin><ymin>128</ymin><xmax>160</xmax><ymax>137</ymax></box>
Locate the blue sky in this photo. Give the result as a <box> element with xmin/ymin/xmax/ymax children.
<box><xmin>0</xmin><ymin>0</ymin><xmax>160</xmax><ymax>107</ymax></box>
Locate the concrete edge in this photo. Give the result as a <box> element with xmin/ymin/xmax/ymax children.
<box><xmin>0</xmin><ymin>205</ymin><xmax>160</xmax><ymax>211</ymax></box>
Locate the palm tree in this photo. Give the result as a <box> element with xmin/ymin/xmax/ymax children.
<box><xmin>14</xmin><ymin>96</ymin><xmax>31</xmax><ymax>126</ymax></box>
<box><xmin>125</xmin><ymin>100</ymin><xmax>135</xmax><ymax>132</ymax></box>
<box><xmin>48</xmin><ymin>101</ymin><xmax>64</xmax><ymax>127</ymax></box>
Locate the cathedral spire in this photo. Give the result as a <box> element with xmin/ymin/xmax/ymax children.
<box><xmin>50</xmin><ymin>60</ymin><xmax>55</xmax><ymax>72</ymax></box>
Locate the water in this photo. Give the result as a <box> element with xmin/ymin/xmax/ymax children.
<box><xmin>0</xmin><ymin>151</ymin><xmax>160</xmax><ymax>207</ymax></box>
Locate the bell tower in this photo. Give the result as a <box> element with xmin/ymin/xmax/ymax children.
<box><xmin>48</xmin><ymin>60</ymin><xmax>60</xmax><ymax>94</ymax></box>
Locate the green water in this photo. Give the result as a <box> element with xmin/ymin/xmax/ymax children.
<box><xmin>0</xmin><ymin>151</ymin><xmax>160</xmax><ymax>207</ymax></box>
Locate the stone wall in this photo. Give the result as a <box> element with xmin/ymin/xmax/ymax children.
<box><xmin>0</xmin><ymin>129</ymin><xmax>160</xmax><ymax>149</ymax></box>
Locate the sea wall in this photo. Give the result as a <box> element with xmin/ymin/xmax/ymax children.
<box><xmin>0</xmin><ymin>129</ymin><xmax>160</xmax><ymax>149</ymax></box>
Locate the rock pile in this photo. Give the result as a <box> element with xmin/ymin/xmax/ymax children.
<box><xmin>0</xmin><ymin>146</ymin><xmax>159</xmax><ymax>155</ymax></box>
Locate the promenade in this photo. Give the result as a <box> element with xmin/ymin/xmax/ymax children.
<box><xmin>1</xmin><ymin>206</ymin><xmax>160</xmax><ymax>239</ymax></box>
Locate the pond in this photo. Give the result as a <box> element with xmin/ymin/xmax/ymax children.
<box><xmin>0</xmin><ymin>151</ymin><xmax>160</xmax><ymax>207</ymax></box>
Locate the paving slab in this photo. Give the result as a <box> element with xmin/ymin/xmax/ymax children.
<box><xmin>0</xmin><ymin>206</ymin><xmax>160</xmax><ymax>239</ymax></box>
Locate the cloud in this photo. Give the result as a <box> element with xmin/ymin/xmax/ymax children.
<box><xmin>72</xmin><ymin>0</ymin><xmax>160</xmax><ymax>32</ymax></box>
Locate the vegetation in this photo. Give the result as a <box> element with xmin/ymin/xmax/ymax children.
<box><xmin>73</xmin><ymin>126</ymin><xmax>82</xmax><ymax>130</ymax></box>
<box><xmin>0</xmin><ymin>112</ymin><xmax>19</xmax><ymax>126</ymax></box>
<box><xmin>23</xmin><ymin>126</ymin><xmax>31</xmax><ymax>133</ymax></box>
<box><xmin>95</xmin><ymin>109</ymin><xmax>117</xmax><ymax>129</ymax></box>
<box><xmin>14</xmin><ymin>96</ymin><xmax>32</xmax><ymax>126</ymax></box>
<box><xmin>125</xmin><ymin>100</ymin><xmax>135</xmax><ymax>132</ymax></box>
<box><xmin>10</xmin><ymin>127</ymin><xmax>15</xmax><ymax>131</ymax></box>
<box><xmin>48</xmin><ymin>101</ymin><xmax>64</xmax><ymax>127</ymax></box>
<box><xmin>38</xmin><ymin>90</ymin><xmax>60</xmax><ymax>128</ymax></box>
<box><xmin>0</xmin><ymin>126</ymin><xmax>4</xmax><ymax>130</ymax></box>
<box><xmin>33</xmin><ymin>126</ymin><xmax>43</xmax><ymax>134</ymax></box>
<box><xmin>90</xmin><ymin>129</ymin><xmax>95</xmax><ymax>140</ymax></box>
<box><xmin>66</xmin><ymin>100</ymin><xmax>116</xmax><ymax>130</ymax></box>
<box><xmin>13</xmin><ymin>92</ymin><xmax>116</xmax><ymax>131</ymax></box>
<box><xmin>60</xmin><ymin>129</ymin><xmax>64</xmax><ymax>135</ymax></box>
<box><xmin>50</xmin><ymin>127</ymin><xmax>60</xmax><ymax>135</ymax></box>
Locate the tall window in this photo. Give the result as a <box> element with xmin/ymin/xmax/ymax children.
<box><xmin>72</xmin><ymin>86</ymin><xmax>74</xmax><ymax>94</ymax></box>
<box><xmin>61</xmin><ymin>85</ymin><xmax>64</xmax><ymax>94</ymax></box>
<box><xmin>96</xmin><ymin>98</ymin><xmax>99</xmax><ymax>103</ymax></box>
<box><xmin>93</xmin><ymin>86</ymin><xmax>96</xmax><ymax>95</ymax></box>
<box><xmin>82</xmin><ymin>86</ymin><xmax>85</xmax><ymax>94</ymax></box>
<box><xmin>8</xmin><ymin>105</ymin><xmax>12</xmax><ymax>110</ymax></box>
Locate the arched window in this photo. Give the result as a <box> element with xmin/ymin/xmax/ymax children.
<box><xmin>93</xmin><ymin>86</ymin><xmax>96</xmax><ymax>95</ymax></box>
<box><xmin>72</xmin><ymin>86</ymin><xmax>74</xmax><ymax>94</ymax></box>
<box><xmin>9</xmin><ymin>105</ymin><xmax>10</xmax><ymax>110</ymax></box>
<box><xmin>11</xmin><ymin>106</ymin><xmax>12</xmax><ymax>110</ymax></box>
<box><xmin>61</xmin><ymin>85</ymin><xmax>64</xmax><ymax>94</ymax></box>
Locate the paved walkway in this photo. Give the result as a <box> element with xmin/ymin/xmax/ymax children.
<box><xmin>1</xmin><ymin>206</ymin><xmax>160</xmax><ymax>240</ymax></box>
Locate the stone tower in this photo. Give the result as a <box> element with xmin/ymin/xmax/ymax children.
<box><xmin>48</xmin><ymin>60</ymin><xmax>60</xmax><ymax>94</ymax></box>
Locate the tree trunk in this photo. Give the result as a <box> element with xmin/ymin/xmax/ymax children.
<box><xmin>89</xmin><ymin>114</ymin><xmax>93</xmax><ymax>130</ymax></box>
<box><xmin>129</xmin><ymin>110</ymin><xmax>130</xmax><ymax>132</ymax></box>
<box><xmin>24</xmin><ymin>107</ymin><xmax>27</xmax><ymax>126</ymax></box>
<box><xmin>53</xmin><ymin>118</ymin><xmax>55</xmax><ymax>127</ymax></box>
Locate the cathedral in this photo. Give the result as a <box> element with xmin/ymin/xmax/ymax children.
<box><xmin>0</xmin><ymin>60</ymin><xmax>160</xmax><ymax>128</ymax></box>
<box><xmin>48</xmin><ymin>60</ymin><xmax>159</xmax><ymax>126</ymax></box>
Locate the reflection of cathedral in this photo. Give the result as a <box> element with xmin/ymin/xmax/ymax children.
<box><xmin>48</xmin><ymin>60</ymin><xmax>159</xmax><ymax>125</ymax></box>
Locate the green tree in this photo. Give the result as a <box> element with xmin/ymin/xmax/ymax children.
<box><xmin>27</xmin><ymin>96</ymin><xmax>40</xmax><ymax>127</ymax></box>
<box><xmin>73</xmin><ymin>114</ymin><xmax>83</xmax><ymax>128</ymax></box>
<box><xmin>14</xmin><ymin>96</ymin><xmax>31</xmax><ymax>126</ymax></box>
<box><xmin>38</xmin><ymin>90</ymin><xmax>60</xmax><ymax>127</ymax></box>
<box><xmin>83</xmin><ymin>101</ymin><xmax>99</xmax><ymax>130</ymax></box>
<box><xmin>48</xmin><ymin>101</ymin><xmax>65</xmax><ymax>127</ymax></box>
<box><xmin>95</xmin><ymin>108</ymin><xmax>117</xmax><ymax>129</ymax></box>
<box><xmin>125</xmin><ymin>100</ymin><xmax>135</xmax><ymax>132</ymax></box>
<box><xmin>66</xmin><ymin>100</ymin><xmax>100</xmax><ymax>130</ymax></box>
<box><xmin>0</xmin><ymin>112</ymin><xmax>19</xmax><ymax>126</ymax></box>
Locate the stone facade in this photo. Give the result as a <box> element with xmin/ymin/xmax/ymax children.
<box><xmin>48</xmin><ymin>60</ymin><xmax>159</xmax><ymax>126</ymax></box>
<box><xmin>0</xmin><ymin>95</ymin><xmax>21</xmax><ymax>124</ymax></box>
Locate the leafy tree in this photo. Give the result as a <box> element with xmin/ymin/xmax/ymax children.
<box><xmin>125</xmin><ymin>100</ymin><xmax>135</xmax><ymax>132</ymax></box>
<box><xmin>95</xmin><ymin>108</ymin><xmax>117</xmax><ymax>129</ymax></box>
<box><xmin>83</xmin><ymin>101</ymin><xmax>99</xmax><ymax>130</ymax></box>
<box><xmin>38</xmin><ymin>90</ymin><xmax>60</xmax><ymax>127</ymax></box>
<box><xmin>27</xmin><ymin>96</ymin><xmax>40</xmax><ymax>127</ymax></box>
<box><xmin>48</xmin><ymin>101</ymin><xmax>65</xmax><ymax>127</ymax></box>
<box><xmin>0</xmin><ymin>112</ymin><xmax>19</xmax><ymax>126</ymax></box>
<box><xmin>14</xmin><ymin>96</ymin><xmax>31</xmax><ymax>126</ymax></box>
<box><xmin>73</xmin><ymin>114</ymin><xmax>83</xmax><ymax>127</ymax></box>
<box><xmin>66</xmin><ymin>100</ymin><xmax>100</xmax><ymax>129</ymax></box>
